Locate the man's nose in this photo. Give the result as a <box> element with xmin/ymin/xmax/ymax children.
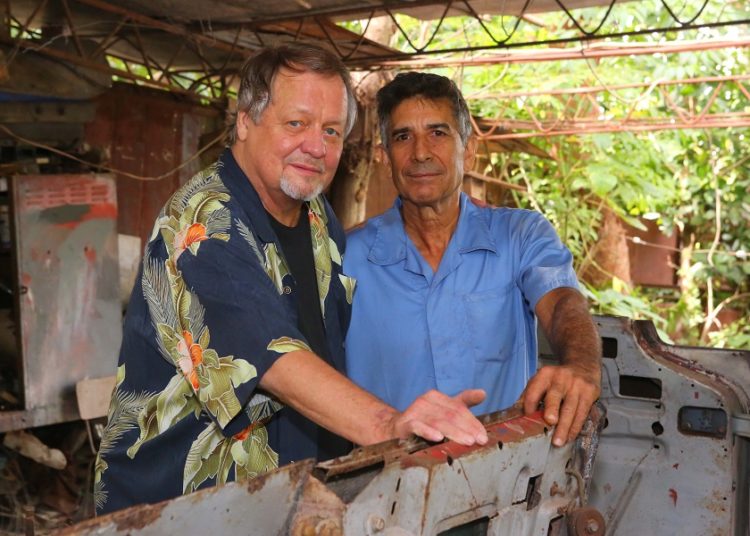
<box><xmin>301</xmin><ymin>130</ymin><xmax>326</xmax><ymax>158</ymax></box>
<box><xmin>411</xmin><ymin>135</ymin><xmax>431</xmax><ymax>162</ymax></box>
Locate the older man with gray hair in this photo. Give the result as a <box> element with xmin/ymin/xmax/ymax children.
<box><xmin>95</xmin><ymin>45</ymin><xmax>487</xmax><ymax>515</ymax></box>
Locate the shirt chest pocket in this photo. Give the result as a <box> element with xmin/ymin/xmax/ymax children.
<box><xmin>463</xmin><ymin>282</ymin><xmax>518</xmax><ymax>363</ymax></box>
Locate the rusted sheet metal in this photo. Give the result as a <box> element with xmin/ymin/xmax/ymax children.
<box><xmin>1</xmin><ymin>174</ymin><xmax>120</xmax><ymax>432</ymax></box>
<box><xmin>64</xmin><ymin>408</ymin><xmax>604</xmax><ymax>535</ymax></box>
<box><xmin>341</xmin><ymin>408</ymin><xmax>602</xmax><ymax>535</ymax></box>
<box><xmin>588</xmin><ymin>315</ymin><xmax>750</xmax><ymax>536</ymax></box>
<box><xmin>59</xmin><ymin>460</ymin><xmax>318</xmax><ymax>536</ymax></box>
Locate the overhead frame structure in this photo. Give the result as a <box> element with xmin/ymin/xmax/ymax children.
<box><xmin>470</xmin><ymin>74</ymin><xmax>750</xmax><ymax>139</ymax></box>
<box><xmin>2</xmin><ymin>0</ymin><xmax>750</xmax><ymax>137</ymax></box>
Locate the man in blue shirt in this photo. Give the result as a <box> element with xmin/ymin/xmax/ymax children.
<box><xmin>345</xmin><ymin>72</ymin><xmax>602</xmax><ymax>448</ymax></box>
<box><xmin>95</xmin><ymin>46</ymin><xmax>488</xmax><ymax>514</ymax></box>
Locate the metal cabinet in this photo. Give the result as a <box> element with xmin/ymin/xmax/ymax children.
<box><xmin>0</xmin><ymin>174</ymin><xmax>121</xmax><ymax>431</ymax></box>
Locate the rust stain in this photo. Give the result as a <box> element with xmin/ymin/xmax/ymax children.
<box><xmin>603</xmin><ymin>483</ymin><xmax>612</xmax><ymax>494</ymax></box>
<box><xmin>669</xmin><ymin>488</ymin><xmax>678</xmax><ymax>507</ymax></box>
<box><xmin>113</xmin><ymin>501</ymin><xmax>169</xmax><ymax>531</ymax></box>
<box><xmin>84</xmin><ymin>245</ymin><xmax>97</xmax><ymax>263</ymax></box>
<box><xmin>56</xmin><ymin>500</ymin><xmax>169</xmax><ymax>534</ymax></box>
<box><xmin>56</xmin><ymin>499</ymin><xmax>169</xmax><ymax>533</ymax></box>
<box><xmin>694</xmin><ymin>391</ymin><xmax>700</xmax><ymax>399</ymax></box>
<box><xmin>248</xmin><ymin>459</ymin><xmax>314</xmax><ymax>494</ymax></box>
<box><xmin>700</xmin><ymin>488</ymin><xmax>730</xmax><ymax>516</ymax></box>
<box><xmin>673</xmin><ymin>463</ymin><xmax>679</xmax><ymax>469</ymax></box>
<box><xmin>401</xmin><ymin>410</ymin><xmax>548</xmax><ymax>469</ymax></box>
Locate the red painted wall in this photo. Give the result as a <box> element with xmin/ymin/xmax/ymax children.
<box><xmin>84</xmin><ymin>83</ymin><xmax>222</xmax><ymax>245</ymax></box>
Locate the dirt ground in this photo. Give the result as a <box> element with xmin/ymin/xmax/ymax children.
<box><xmin>0</xmin><ymin>421</ymin><xmax>100</xmax><ymax>535</ymax></box>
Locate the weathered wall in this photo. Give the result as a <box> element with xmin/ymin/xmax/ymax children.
<box><xmin>84</xmin><ymin>83</ymin><xmax>222</xmax><ymax>246</ymax></box>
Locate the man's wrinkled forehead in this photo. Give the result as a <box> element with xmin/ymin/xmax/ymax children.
<box><xmin>389</xmin><ymin>97</ymin><xmax>458</xmax><ymax>128</ymax></box>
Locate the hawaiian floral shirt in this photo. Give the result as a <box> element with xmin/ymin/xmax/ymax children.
<box><xmin>94</xmin><ymin>150</ymin><xmax>355</xmax><ymax>514</ymax></box>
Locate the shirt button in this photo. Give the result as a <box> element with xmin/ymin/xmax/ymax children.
<box><xmin>283</xmin><ymin>285</ymin><xmax>292</xmax><ymax>294</ymax></box>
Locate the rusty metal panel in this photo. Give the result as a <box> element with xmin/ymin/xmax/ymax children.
<box><xmin>339</xmin><ymin>407</ymin><xmax>604</xmax><ymax>535</ymax></box>
<box><xmin>60</xmin><ymin>407</ymin><xmax>604</xmax><ymax>535</ymax></box>
<box><xmin>59</xmin><ymin>461</ymin><xmax>316</xmax><ymax>536</ymax></box>
<box><xmin>9</xmin><ymin>174</ymin><xmax>120</xmax><ymax>426</ymax></box>
<box><xmin>587</xmin><ymin>316</ymin><xmax>750</xmax><ymax>536</ymax></box>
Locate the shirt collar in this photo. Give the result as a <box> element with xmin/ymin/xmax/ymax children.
<box><xmin>368</xmin><ymin>192</ymin><xmax>496</xmax><ymax>266</ymax></box>
<box><xmin>219</xmin><ymin>149</ymin><xmax>275</xmax><ymax>243</ymax></box>
<box><xmin>219</xmin><ymin>148</ymin><xmax>325</xmax><ymax>244</ymax></box>
<box><xmin>455</xmin><ymin>192</ymin><xmax>497</xmax><ymax>255</ymax></box>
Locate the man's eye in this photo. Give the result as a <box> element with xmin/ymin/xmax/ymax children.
<box><xmin>432</xmin><ymin>129</ymin><xmax>447</xmax><ymax>136</ymax></box>
<box><xmin>324</xmin><ymin>127</ymin><xmax>341</xmax><ymax>137</ymax></box>
<box><xmin>288</xmin><ymin>120</ymin><xmax>303</xmax><ymax>128</ymax></box>
<box><xmin>393</xmin><ymin>133</ymin><xmax>409</xmax><ymax>142</ymax></box>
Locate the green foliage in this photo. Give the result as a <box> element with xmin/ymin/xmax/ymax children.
<box><xmin>709</xmin><ymin>318</ymin><xmax>750</xmax><ymax>349</ymax></box>
<box><xmin>359</xmin><ymin>0</ymin><xmax>750</xmax><ymax>349</ymax></box>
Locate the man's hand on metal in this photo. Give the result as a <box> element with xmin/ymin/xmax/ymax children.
<box><xmin>520</xmin><ymin>363</ymin><xmax>601</xmax><ymax>447</ymax></box>
<box><xmin>390</xmin><ymin>389</ymin><xmax>489</xmax><ymax>447</ymax></box>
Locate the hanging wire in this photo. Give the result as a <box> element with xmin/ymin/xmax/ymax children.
<box><xmin>386</xmin><ymin>1</ymin><xmax>454</xmax><ymax>53</ymax></box>
<box><xmin>553</xmin><ymin>0</ymin><xmax>619</xmax><ymax>36</ymax></box>
<box><xmin>0</xmin><ymin>124</ymin><xmax>228</xmax><ymax>182</ymax></box>
<box><xmin>460</xmin><ymin>0</ymin><xmax>532</xmax><ymax>45</ymax></box>
<box><xmin>659</xmin><ymin>0</ymin><xmax>711</xmax><ymax>26</ymax></box>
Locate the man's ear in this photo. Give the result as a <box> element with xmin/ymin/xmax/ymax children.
<box><xmin>376</xmin><ymin>143</ymin><xmax>391</xmax><ymax>168</ymax></box>
<box><xmin>464</xmin><ymin>135</ymin><xmax>478</xmax><ymax>170</ymax></box>
<box><xmin>236</xmin><ymin>111</ymin><xmax>252</xmax><ymax>142</ymax></box>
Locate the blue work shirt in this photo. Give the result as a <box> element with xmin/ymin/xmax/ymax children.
<box><xmin>344</xmin><ymin>193</ymin><xmax>579</xmax><ymax>415</ymax></box>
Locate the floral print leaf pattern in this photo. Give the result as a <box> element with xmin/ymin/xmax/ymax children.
<box><xmin>267</xmin><ymin>336</ymin><xmax>312</xmax><ymax>354</ymax></box>
<box><xmin>235</xmin><ymin>218</ymin><xmax>264</xmax><ymax>265</ymax></box>
<box><xmin>127</xmin><ymin>374</ymin><xmax>200</xmax><ymax>458</ymax></box>
<box><xmin>98</xmin><ymin>159</ymin><xmax>350</xmax><ymax>511</ymax></box>
<box><xmin>338</xmin><ymin>274</ymin><xmax>356</xmax><ymax>305</ymax></box>
<box><xmin>244</xmin><ymin>394</ymin><xmax>283</xmax><ymax>422</ymax></box>
<box><xmin>308</xmin><ymin>198</ymin><xmax>332</xmax><ymax>317</ymax></box>
<box><xmin>127</xmin><ymin>163</ymin><xmax>263</xmax><ymax>491</ymax></box>
<box><xmin>160</xmin><ymin>169</ymin><xmax>232</xmax><ymax>261</ymax></box>
<box><xmin>231</xmin><ymin>424</ymin><xmax>278</xmax><ymax>480</ymax></box>
<box><xmin>328</xmin><ymin>237</ymin><xmax>342</xmax><ymax>266</ymax></box>
<box><xmin>142</xmin><ymin>258</ymin><xmax>178</xmax><ymax>365</ymax></box>
<box><xmin>199</xmin><ymin>355</ymin><xmax>257</xmax><ymax>428</ymax></box>
<box><xmin>263</xmin><ymin>243</ymin><xmax>290</xmax><ymax>294</ymax></box>
<box><xmin>155</xmin><ymin>374</ymin><xmax>201</xmax><ymax>434</ymax></box>
<box><xmin>183</xmin><ymin>423</ymin><xmax>227</xmax><ymax>493</ymax></box>
<box><xmin>94</xmin><ymin>365</ymin><xmax>154</xmax><ymax>509</ymax></box>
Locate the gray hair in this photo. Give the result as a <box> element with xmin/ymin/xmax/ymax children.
<box><xmin>228</xmin><ymin>42</ymin><xmax>357</xmax><ymax>145</ymax></box>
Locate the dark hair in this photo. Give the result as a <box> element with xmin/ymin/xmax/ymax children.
<box><xmin>376</xmin><ymin>72</ymin><xmax>472</xmax><ymax>149</ymax></box>
<box><xmin>228</xmin><ymin>42</ymin><xmax>357</xmax><ymax>145</ymax></box>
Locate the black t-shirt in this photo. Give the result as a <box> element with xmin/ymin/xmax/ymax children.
<box><xmin>269</xmin><ymin>208</ymin><xmax>330</xmax><ymax>361</ymax></box>
<box><xmin>267</xmin><ymin>206</ymin><xmax>351</xmax><ymax>463</ymax></box>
